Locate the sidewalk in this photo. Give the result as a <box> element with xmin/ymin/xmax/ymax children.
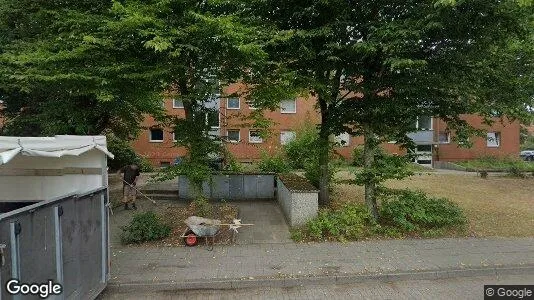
<box><xmin>107</xmin><ymin>237</ymin><xmax>534</xmax><ymax>292</ymax></box>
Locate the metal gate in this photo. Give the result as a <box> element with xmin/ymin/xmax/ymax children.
<box><xmin>0</xmin><ymin>187</ymin><xmax>109</xmax><ymax>299</ymax></box>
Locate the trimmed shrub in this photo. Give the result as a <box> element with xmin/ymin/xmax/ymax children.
<box><xmin>380</xmin><ymin>190</ymin><xmax>466</xmax><ymax>232</ymax></box>
<box><xmin>302</xmin><ymin>204</ymin><xmax>376</xmax><ymax>241</ymax></box>
<box><xmin>120</xmin><ymin>211</ymin><xmax>171</xmax><ymax>244</ymax></box>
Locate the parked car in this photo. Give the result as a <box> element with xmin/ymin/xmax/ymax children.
<box><xmin>520</xmin><ymin>150</ymin><xmax>534</xmax><ymax>161</ymax></box>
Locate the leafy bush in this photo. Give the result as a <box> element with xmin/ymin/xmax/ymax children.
<box><xmin>354</xmin><ymin>149</ymin><xmax>414</xmax><ymax>186</ymax></box>
<box><xmin>521</xmin><ymin>134</ymin><xmax>534</xmax><ymax>151</ymax></box>
<box><xmin>258</xmin><ymin>151</ymin><xmax>291</xmax><ymax>173</ymax></box>
<box><xmin>282</xmin><ymin>122</ymin><xmax>337</xmax><ymax>188</ymax></box>
<box><xmin>456</xmin><ymin>156</ymin><xmax>534</xmax><ymax>172</ymax></box>
<box><xmin>380</xmin><ymin>190</ymin><xmax>466</xmax><ymax>232</ymax></box>
<box><xmin>191</xmin><ymin>197</ymin><xmax>213</xmax><ymax>218</ymax></box>
<box><xmin>120</xmin><ymin>211</ymin><xmax>171</xmax><ymax>244</ymax></box>
<box><xmin>299</xmin><ymin>204</ymin><xmax>377</xmax><ymax>241</ymax></box>
<box><xmin>223</xmin><ymin>151</ymin><xmax>243</xmax><ymax>172</ymax></box>
<box><xmin>284</xmin><ymin>124</ymin><xmax>319</xmax><ymax>170</ymax></box>
<box><xmin>352</xmin><ymin>145</ymin><xmax>364</xmax><ymax>167</ymax></box>
<box><xmin>107</xmin><ymin>135</ymin><xmax>154</xmax><ymax>172</ymax></box>
<box><xmin>508</xmin><ymin>164</ymin><xmax>526</xmax><ymax>178</ymax></box>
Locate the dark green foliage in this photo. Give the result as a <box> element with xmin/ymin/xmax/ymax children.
<box><xmin>245</xmin><ymin>0</ymin><xmax>534</xmax><ymax>208</ymax></box>
<box><xmin>120</xmin><ymin>211</ymin><xmax>171</xmax><ymax>244</ymax></box>
<box><xmin>282</xmin><ymin>123</ymin><xmax>336</xmax><ymax>188</ymax></box>
<box><xmin>106</xmin><ymin>135</ymin><xmax>154</xmax><ymax>172</ymax></box>
<box><xmin>521</xmin><ymin>134</ymin><xmax>534</xmax><ymax>150</ymax></box>
<box><xmin>223</xmin><ymin>151</ymin><xmax>243</xmax><ymax>173</ymax></box>
<box><xmin>354</xmin><ymin>149</ymin><xmax>415</xmax><ymax>186</ymax></box>
<box><xmin>291</xmin><ymin>190</ymin><xmax>466</xmax><ymax>242</ymax></box>
<box><xmin>380</xmin><ymin>190</ymin><xmax>466</xmax><ymax>232</ymax></box>
<box><xmin>283</xmin><ymin>124</ymin><xmax>320</xmax><ymax>170</ymax></box>
<box><xmin>352</xmin><ymin>146</ymin><xmax>364</xmax><ymax>167</ymax></box>
<box><xmin>258</xmin><ymin>151</ymin><xmax>291</xmax><ymax>173</ymax></box>
<box><xmin>0</xmin><ymin>0</ymin><xmax>165</xmax><ymax>139</ymax></box>
<box><xmin>508</xmin><ymin>165</ymin><xmax>526</xmax><ymax>178</ymax></box>
<box><xmin>304</xmin><ymin>204</ymin><xmax>377</xmax><ymax>241</ymax></box>
<box><xmin>456</xmin><ymin>156</ymin><xmax>534</xmax><ymax>172</ymax></box>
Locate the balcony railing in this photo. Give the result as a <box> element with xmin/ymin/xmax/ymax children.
<box><xmin>407</xmin><ymin>130</ymin><xmax>434</xmax><ymax>144</ymax></box>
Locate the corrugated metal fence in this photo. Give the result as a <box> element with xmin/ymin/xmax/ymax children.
<box><xmin>0</xmin><ymin>188</ymin><xmax>109</xmax><ymax>299</ymax></box>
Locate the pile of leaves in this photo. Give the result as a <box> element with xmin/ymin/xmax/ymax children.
<box><xmin>142</xmin><ymin>202</ymin><xmax>239</xmax><ymax>247</ymax></box>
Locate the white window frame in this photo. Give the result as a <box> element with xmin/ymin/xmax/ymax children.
<box><xmin>149</xmin><ymin>128</ymin><xmax>164</xmax><ymax>143</ymax></box>
<box><xmin>416</xmin><ymin>116</ymin><xmax>433</xmax><ymax>131</ymax></box>
<box><xmin>280</xmin><ymin>99</ymin><xmax>297</xmax><ymax>114</ymax></box>
<box><xmin>172</xmin><ymin>132</ymin><xmax>177</xmax><ymax>142</ymax></box>
<box><xmin>173</xmin><ymin>99</ymin><xmax>184</xmax><ymax>108</ymax></box>
<box><xmin>248</xmin><ymin>130</ymin><xmax>263</xmax><ymax>143</ymax></box>
<box><xmin>438</xmin><ymin>131</ymin><xmax>450</xmax><ymax>144</ymax></box>
<box><xmin>487</xmin><ymin>132</ymin><xmax>501</xmax><ymax>148</ymax></box>
<box><xmin>280</xmin><ymin>131</ymin><xmax>296</xmax><ymax>145</ymax></box>
<box><xmin>226</xmin><ymin>130</ymin><xmax>241</xmax><ymax>143</ymax></box>
<box><xmin>227</xmin><ymin>97</ymin><xmax>240</xmax><ymax>110</ymax></box>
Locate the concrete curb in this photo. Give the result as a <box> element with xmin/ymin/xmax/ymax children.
<box><xmin>105</xmin><ymin>264</ymin><xmax>534</xmax><ymax>293</ymax></box>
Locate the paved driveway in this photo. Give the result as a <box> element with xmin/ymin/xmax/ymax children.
<box><xmin>110</xmin><ymin>199</ymin><xmax>291</xmax><ymax>246</ymax></box>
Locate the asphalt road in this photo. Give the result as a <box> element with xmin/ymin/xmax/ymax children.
<box><xmin>100</xmin><ymin>273</ymin><xmax>534</xmax><ymax>299</ymax></box>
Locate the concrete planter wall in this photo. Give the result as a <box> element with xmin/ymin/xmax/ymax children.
<box><xmin>433</xmin><ymin>161</ymin><xmax>468</xmax><ymax>171</ymax></box>
<box><xmin>178</xmin><ymin>173</ymin><xmax>275</xmax><ymax>200</ymax></box>
<box><xmin>276</xmin><ymin>176</ymin><xmax>318</xmax><ymax>227</ymax></box>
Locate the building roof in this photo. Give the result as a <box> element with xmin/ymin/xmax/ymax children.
<box><xmin>0</xmin><ymin>135</ymin><xmax>114</xmax><ymax>166</ymax></box>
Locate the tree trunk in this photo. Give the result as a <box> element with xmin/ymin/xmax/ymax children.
<box><xmin>363</xmin><ymin>126</ymin><xmax>379</xmax><ymax>220</ymax></box>
<box><xmin>318</xmin><ymin>97</ymin><xmax>330</xmax><ymax>206</ymax></box>
<box><xmin>318</xmin><ymin>128</ymin><xmax>330</xmax><ymax>206</ymax></box>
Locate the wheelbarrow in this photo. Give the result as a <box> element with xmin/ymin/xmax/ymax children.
<box><xmin>181</xmin><ymin>216</ymin><xmax>253</xmax><ymax>250</ymax></box>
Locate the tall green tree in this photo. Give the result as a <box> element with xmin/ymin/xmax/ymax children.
<box><xmin>244</xmin><ymin>0</ymin><xmax>533</xmax><ymax>215</ymax></box>
<box><xmin>0</xmin><ymin>0</ymin><xmax>264</xmax><ymax>196</ymax></box>
<box><xmin>0</xmin><ymin>0</ymin><xmax>165</xmax><ymax>139</ymax></box>
<box><xmin>106</xmin><ymin>0</ymin><xmax>265</xmax><ymax>194</ymax></box>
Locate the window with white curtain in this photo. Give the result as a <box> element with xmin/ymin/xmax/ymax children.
<box><xmin>249</xmin><ymin>130</ymin><xmax>263</xmax><ymax>143</ymax></box>
<box><xmin>487</xmin><ymin>132</ymin><xmax>501</xmax><ymax>147</ymax></box>
<box><xmin>280</xmin><ymin>99</ymin><xmax>296</xmax><ymax>113</ymax></box>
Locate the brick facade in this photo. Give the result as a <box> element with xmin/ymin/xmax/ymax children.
<box><xmin>132</xmin><ymin>86</ymin><xmax>520</xmax><ymax>167</ymax></box>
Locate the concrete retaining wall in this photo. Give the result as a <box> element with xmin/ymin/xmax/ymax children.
<box><xmin>178</xmin><ymin>174</ymin><xmax>275</xmax><ymax>200</ymax></box>
<box><xmin>276</xmin><ymin>178</ymin><xmax>318</xmax><ymax>227</ymax></box>
<box><xmin>434</xmin><ymin>161</ymin><xmax>468</xmax><ymax>171</ymax></box>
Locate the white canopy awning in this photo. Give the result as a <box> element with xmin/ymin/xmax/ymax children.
<box><xmin>0</xmin><ymin>135</ymin><xmax>114</xmax><ymax>166</ymax></box>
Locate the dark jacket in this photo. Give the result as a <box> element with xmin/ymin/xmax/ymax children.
<box><xmin>121</xmin><ymin>165</ymin><xmax>140</xmax><ymax>185</ymax></box>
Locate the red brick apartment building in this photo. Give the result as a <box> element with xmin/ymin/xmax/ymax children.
<box><xmin>132</xmin><ymin>85</ymin><xmax>520</xmax><ymax>167</ymax></box>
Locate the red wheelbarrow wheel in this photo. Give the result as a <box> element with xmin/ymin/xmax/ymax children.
<box><xmin>183</xmin><ymin>230</ymin><xmax>198</xmax><ymax>246</ymax></box>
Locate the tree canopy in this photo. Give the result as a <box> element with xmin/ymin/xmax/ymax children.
<box><xmin>242</xmin><ymin>0</ymin><xmax>534</xmax><ymax>213</ymax></box>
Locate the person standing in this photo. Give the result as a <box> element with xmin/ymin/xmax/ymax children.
<box><xmin>119</xmin><ymin>164</ymin><xmax>140</xmax><ymax>210</ymax></box>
